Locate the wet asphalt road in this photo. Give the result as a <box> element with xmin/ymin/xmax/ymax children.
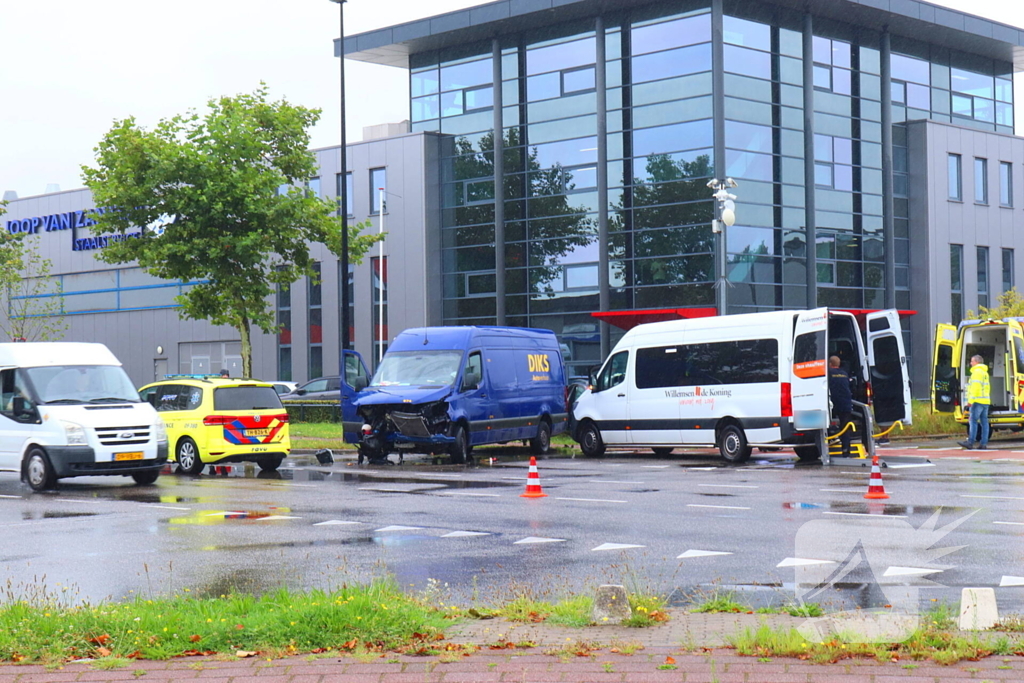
<box><xmin>1</xmin><ymin>443</ymin><xmax>1023</xmax><ymax>615</ymax></box>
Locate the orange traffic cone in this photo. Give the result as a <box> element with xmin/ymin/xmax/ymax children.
<box><xmin>521</xmin><ymin>456</ymin><xmax>547</xmax><ymax>498</ymax></box>
<box><xmin>864</xmin><ymin>453</ymin><xmax>889</xmax><ymax>500</ymax></box>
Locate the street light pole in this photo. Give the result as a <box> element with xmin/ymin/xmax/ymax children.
<box><xmin>329</xmin><ymin>0</ymin><xmax>350</xmax><ymax>356</ymax></box>
<box><xmin>708</xmin><ymin>177</ymin><xmax>738</xmax><ymax>316</ymax></box>
<box><xmin>378</xmin><ymin>186</ymin><xmax>385</xmax><ymax>366</ymax></box>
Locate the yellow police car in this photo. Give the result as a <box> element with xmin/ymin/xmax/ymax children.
<box><xmin>138</xmin><ymin>376</ymin><xmax>291</xmax><ymax>474</ymax></box>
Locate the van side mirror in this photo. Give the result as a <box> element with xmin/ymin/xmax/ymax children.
<box><xmin>12</xmin><ymin>396</ymin><xmax>35</xmax><ymax>422</ymax></box>
<box><xmin>352</xmin><ymin>376</ymin><xmax>368</xmax><ymax>392</ymax></box>
<box><xmin>462</xmin><ymin>372</ymin><xmax>481</xmax><ymax>392</ymax></box>
<box><xmin>146</xmin><ymin>394</ymin><xmax>157</xmax><ymax>407</ymax></box>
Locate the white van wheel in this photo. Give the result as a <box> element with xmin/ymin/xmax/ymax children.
<box><xmin>25</xmin><ymin>448</ymin><xmax>56</xmax><ymax>492</ymax></box>
<box><xmin>579</xmin><ymin>421</ymin><xmax>605</xmax><ymax>457</ymax></box>
<box><xmin>718</xmin><ymin>425</ymin><xmax>751</xmax><ymax>463</ymax></box>
<box><xmin>530</xmin><ymin>420</ymin><xmax>551</xmax><ymax>455</ymax></box>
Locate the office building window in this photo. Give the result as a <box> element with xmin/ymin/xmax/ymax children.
<box><xmin>370</xmin><ymin>168</ymin><xmax>386</xmax><ymax>214</ymax></box>
<box><xmin>977</xmin><ymin>246</ymin><xmax>990</xmax><ymax>310</ymax></box>
<box><xmin>335</xmin><ymin>172</ymin><xmax>354</xmax><ymax>217</ymax></box>
<box><xmin>308</xmin><ymin>262</ymin><xmax>323</xmax><ymax>379</ymax></box>
<box><xmin>951</xmin><ymin>245</ymin><xmax>963</xmax><ymax>325</ymax></box>
<box><xmin>1000</xmin><ymin>162</ymin><xmax>1013</xmax><ymax>207</ymax></box>
<box><xmin>975</xmin><ymin>158</ymin><xmax>988</xmax><ymax>204</ymax></box>
<box><xmin>813</xmin><ymin>134</ymin><xmax>853</xmax><ymax>191</ymax></box>
<box><xmin>277</xmin><ymin>276</ymin><xmax>291</xmax><ymax>382</ymax></box>
<box><xmin>948</xmin><ymin>154</ymin><xmax>962</xmax><ymax>201</ymax></box>
<box><xmin>1003</xmin><ymin>248</ymin><xmax>1014</xmax><ymax>293</ymax></box>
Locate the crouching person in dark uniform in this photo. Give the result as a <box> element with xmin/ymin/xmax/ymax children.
<box><xmin>828</xmin><ymin>355</ymin><xmax>854</xmax><ymax>457</ymax></box>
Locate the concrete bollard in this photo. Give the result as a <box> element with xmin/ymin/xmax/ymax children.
<box><xmin>591</xmin><ymin>584</ymin><xmax>632</xmax><ymax>623</ymax></box>
<box><xmin>959</xmin><ymin>587</ymin><xmax>999</xmax><ymax>630</ymax></box>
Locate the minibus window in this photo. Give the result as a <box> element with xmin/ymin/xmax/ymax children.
<box><xmin>595</xmin><ymin>351</ymin><xmax>628</xmax><ymax>392</ymax></box>
<box><xmin>0</xmin><ymin>369</ymin><xmax>36</xmax><ymax>422</ymax></box>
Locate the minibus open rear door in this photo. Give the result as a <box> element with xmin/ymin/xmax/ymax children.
<box><xmin>791</xmin><ymin>307</ymin><xmax>830</xmax><ymax>430</ymax></box>
<box><xmin>865</xmin><ymin>310</ymin><xmax>912</xmax><ymax>426</ymax></box>
<box><xmin>931</xmin><ymin>323</ymin><xmax>957</xmax><ymax>414</ymax></box>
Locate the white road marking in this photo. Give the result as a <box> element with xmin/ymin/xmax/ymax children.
<box><xmin>592</xmin><ymin>542</ymin><xmax>645</xmax><ymax>551</ymax></box>
<box><xmin>258</xmin><ymin>515</ymin><xmax>301</xmax><ymax>521</ymax></box>
<box><xmin>677</xmin><ymin>549</ymin><xmax>732</xmax><ymax>559</ymax></box>
<box><xmin>823</xmin><ymin>511</ymin><xmax>907</xmax><ymax>518</ymax></box>
<box><xmin>0</xmin><ymin>494</ymin><xmax>22</xmax><ymax>499</ymax></box>
<box><xmin>777</xmin><ymin>557</ymin><xmax>836</xmax><ymax>568</ymax></box>
<box><xmin>641</xmin><ymin>465</ymin><xmax>671</xmax><ymax>469</ymax></box>
<box><xmin>375</xmin><ymin>525</ymin><xmax>423</xmax><ymax>532</ymax></box>
<box><xmin>514</xmin><ymin>536</ymin><xmax>566</xmax><ymax>544</ymax></box>
<box><xmin>820</xmin><ymin>488</ymin><xmax>863</xmax><ymax>493</ymax></box>
<box><xmin>555</xmin><ymin>497</ymin><xmax>627</xmax><ymax>503</ymax></box>
<box><xmin>441</xmin><ymin>492</ymin><xmax>500</xmax><ymax>497</ymax></box>
<box><xmin>314</xmin><ymin>520</ymin><xmax>362</xmax><ymax>526</ymax></box>
<box><xmin>883</xmin><ymin>566</ymin><xmax>942</xmax><ymax>577</ymax></box>
<box><xmin>686</xmin><ymin>467</ymin><xmax>719</xmax><ymax>471</ymax></box>
<box><xmin>886</xmin><ymin>463</ymin><xmax>936</xmax><ymax>469</ymax></box>
<box><xmin>358</xmin><ymin>487</ymin><xmax>417</xmax><ymax>493</ymax></box>
<box><xmin>588</xmin><ymin>480</ymin><xmax>643</xmax><ymax>484</ymax></box>
<box><xmin>993</xmin><ymin>521</ymin><xmax>1024</xmax><ymax>526</ymax></box>
<box><xmin>687</xmin><ymin>504</ymin><xmax>750</xmax><ymax>510</ymax></box>
<box><xmin>961</xmin><ymin>495</ymin><xmax>1024</xmax><ymax>501</ymax></box>
<box><xmin>698</xmin><ymin>484</ymin><xmax>758</xmax><ymax>489</ymax></box>
<box><xmin>1000</xmin><ymin>576</ymin><xmax>1024</xmax><ymax>586</ymax></box>
<box><xmin>145</xmin><ymin>505</ymin><xmax>190</xmax><ymax>511</ymax></box>
<box><xmin>442</xmin><ymin>531</ymin><xmax>491</xmax><ymax>537</ymax></box>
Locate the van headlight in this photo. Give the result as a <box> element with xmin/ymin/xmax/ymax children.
<box><xmin>154</xmin><ymin>419</ymin><xmax>168</xmax><ymax>444</ymax></box>
<box><xmin>61</xmin><ymin>420</ymin><xmax>87</xmax><ymax>446</ymax></box>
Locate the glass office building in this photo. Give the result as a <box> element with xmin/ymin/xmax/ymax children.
<box><xmin>345</xmin><ymin>0</ymin><xmax>1022</xmax><ymax>377</ymax></box>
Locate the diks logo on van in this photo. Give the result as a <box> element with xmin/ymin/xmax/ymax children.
<box><xmin>664</xmin><ymin>386</ymin><xmax>732</xmax><ymax>398</ymax></box>
<box><xmin>527</xmin><ymin>354</ymin><xmax>550</xmax><ymax>373</ymax></box>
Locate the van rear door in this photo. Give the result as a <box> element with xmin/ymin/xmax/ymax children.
<box><xmin>791</xmin><ymin>308</ymin><xmax>830</xmax><ymax>431</ymax></box>
<box><xmin>865</xmin><ymin>310</ymin><xmax>912</xmax><ymax>425</ymax></box>
<box><xmin>1008</xmin><ymin>324</ymin><xmax>1024</xmax><ymax>413</ymax></box>
<box><xmin>931</xmin><ymin>323</ymin><xmax>958</xmax><ymax>414</ymax></box>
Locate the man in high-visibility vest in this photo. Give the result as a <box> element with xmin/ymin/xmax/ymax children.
<box><xmin>959</xmin><ymin>354</ymin><xmax>991</xmax><ymax>450</ymax></box>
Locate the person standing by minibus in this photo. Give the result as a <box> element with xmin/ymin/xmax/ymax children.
<box><xmin>959</xmin><ymin>354</ymin><xmax>991</xmax><ymax>450</ymax></box>
<box><xmin>828</xmin><ymin>355</ymin><xmax>853</xmax><ymax>458</ymax></box>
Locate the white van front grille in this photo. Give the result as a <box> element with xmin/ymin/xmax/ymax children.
<box><xmin>95</xmin><ymin>425</ymin><xmax>151</xmax><ymax>446</ymax></box>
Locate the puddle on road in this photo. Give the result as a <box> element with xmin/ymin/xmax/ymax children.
<box><xmin>192</xmin><ymin>534</ymin><xmax>434</xmax><ymax>552</ymax></box>
<box><xmin>782</xmin><ymin>501</ymin><xmax>974</xmax><ymax>515</ymax></box>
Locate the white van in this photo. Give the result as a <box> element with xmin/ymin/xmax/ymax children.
<box><xmin>0</xmin><ymin>343</ymin><xmax>168</xmax><ymax>491</ymax></box>
<box><xmin>572</xmin><ymin>308</ymin><xmax>912</xmax><ymax>462</ymax></box>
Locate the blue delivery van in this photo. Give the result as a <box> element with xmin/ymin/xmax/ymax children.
<box><xmin>347</xmin><ymin>327</ymin><xmax>568</xmax><ymax>464</ymax></box>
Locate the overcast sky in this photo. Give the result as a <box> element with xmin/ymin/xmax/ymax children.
<box><xmin>2</xmin><ymin>0</ymin><xmax>1022</xmax><ymax>199</ymax></box>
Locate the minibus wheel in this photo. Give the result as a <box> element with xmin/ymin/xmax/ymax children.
<box><xmin>176</xmin><ymin>437</ymin><xmax>204</xmax><ymax>475</ymax></box>
<box><xmin>450</xmin><ymin>425</ymin><xmax>470</xmax><ymax>464</ymax></box>
<box><xmin>794</xmin><ymin>445</ymin><xmax>821</xmax><ymax>461</ymax></box>
<box><xmin>652</xmin><ymin>447</ymin><xmax>674</xmax><ymax>457</ymax></box>
<box><xmin>718</xmin><ymin>424</ymin><xmax>751</xmax><ymax>463</ymax></box>
<box><xmin>579</xmin><ymin>421</ymin><xmax>605</xmax><ymax>457</ymax></box>
<box><xmin>530</xmin><ymin>420</ymin><xmax>551</xmax><ymax>455</ymax></box>
<box><xmin>24</xmin><ymin>447</ymin><xmax>56</xmax><ymax>492</ymax></box>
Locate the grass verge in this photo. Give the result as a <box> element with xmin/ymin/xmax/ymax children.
<box><xmin>0</xmin><ymin>578</ymin><xmax>449</xmax><ymax>664</ymax></box>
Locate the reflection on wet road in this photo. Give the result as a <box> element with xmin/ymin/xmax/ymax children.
<box><xmin>1</xmin><ymin>448</ymin><xmax>1023</xmax><ymax>615</ymax></box>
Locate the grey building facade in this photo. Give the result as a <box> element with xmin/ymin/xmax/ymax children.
<box><xmin>340</xmin><ymin>0</ymin><xmax>1024</xmax><ymax>390</ymax></box>
<box><xmin>2</xmin><ymin>128</ymin><xmax>440</xmax><ymax>388</ymax></box>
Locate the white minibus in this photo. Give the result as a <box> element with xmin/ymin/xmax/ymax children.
<box><xmin>0</xmin><ymin>343</ymin><xmax>168</xmax><ymax>490</ymax></box>
<box><xmin>572</xmin><ymin>308</ymin><xmax>912</xmax><ymax>462</ymax></box>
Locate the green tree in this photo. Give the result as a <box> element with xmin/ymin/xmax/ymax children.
<box><xmin>0</xmin><ymin>236</ymin><xmax>67</xmax><ymax>342</ymax></box>
<box><xmin>967</xmin><ymin>288</ymin><xmax>1024</xmax><ymax>320</ymax></box>
<box><xmin>82</xmin><ymin>85</ymin><xmax>376</xmax><ymax>377</ymax></box>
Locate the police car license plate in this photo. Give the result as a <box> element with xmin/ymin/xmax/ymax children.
<box><xmin>115</xmin><ymin>451</ymin><xmax>143</xmax><ymax>461</ymax></box>
<box><xmin>246</xmin><ymin>429</ymin><xmax>271</xmax><ymax>437</ymax></box>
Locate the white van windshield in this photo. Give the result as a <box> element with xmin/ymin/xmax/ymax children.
<box><xmin>371</xmin><ymin>351</ymin><xmax>464</xmax><ymax>387</ymax></box>
<box><xmin>26</xmin><ymin>365</ymin><xmax>141</xmax><ymax>404</ymax></box>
